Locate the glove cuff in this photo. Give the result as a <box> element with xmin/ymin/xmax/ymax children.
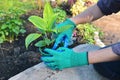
<box><xmin>71</xmin><ymin>52</ymin><xmax>88</xmax><ymax>67</ymax></box>
<box><xmin>66</xmin><ymin>18</ymin><xmax>76</xmax><ymax>27</ymax></box>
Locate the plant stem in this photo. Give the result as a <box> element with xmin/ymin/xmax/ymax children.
<box><xmin>44</xmin><ymin>32</ymin><xmax>48</xmax><ymax>39</ymax></box>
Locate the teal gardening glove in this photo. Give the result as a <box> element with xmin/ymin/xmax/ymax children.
<box><xmin>41</xmin><ymin>47</ymin><xmax>88</xmax><ymax>70</ymax></box>
<box><xmin>52</xmin><ymin>18</ymin><xmax>76</xmax><ymax>49</ymax></box>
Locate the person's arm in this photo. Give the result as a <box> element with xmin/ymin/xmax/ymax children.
<box><xmin>88</xmin><ymin>47</ymin><xmax>120</xmax><ymax>64</ymax></box>
<box><xmin>70</xmin><ymin>0</ymin><xmax>120</xmax><ymax>25</ymax></box>
<box><xmin>70</xmin><ymin>4</ymin><xmax>104</xmax><ymax>24</ymax></box>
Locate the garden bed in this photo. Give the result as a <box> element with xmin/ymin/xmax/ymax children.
<box><xmin>2</xmin><ymin>12</ymin><xmax>120</xmax><ymax>80</ymax></box>
<box><xmin>0</xmin><ymin>8</ymin><xmax>77</xmax><ymax>80</ymax></box>
<box><xmin>1</xmin><ymin>1</ymin><xmax>120</xmax><ymax>80</ymax></box>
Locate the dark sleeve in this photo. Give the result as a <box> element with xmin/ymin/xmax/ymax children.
<box><xmin>97</xmin><ymin>0</ymin><xmax>120</xmax><ymax>15</ymax></box>
<box><xmin>112</xmin><ymin>42</ymin><xmax>120</xmax><ymax>56</ymax></box>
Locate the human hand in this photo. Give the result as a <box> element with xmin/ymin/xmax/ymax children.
<box><xmin>52</xmin><ymin>18</ymin><xmax>76</xmax><ymax>49</ymax></box>
<box><xmin>41</xmin><ymin>47</ymin><xmax>88</xmax><ymax>70</ymax></box>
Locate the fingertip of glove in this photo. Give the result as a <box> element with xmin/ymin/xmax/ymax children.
<box><xmin>52</xmin><ymin>44</ymin><xmax>57</xmax><ymax>50</ymax></box>
<box><xmin>41</xmin><ymin>57</ymin><xmax>47</xmax><ymax>62</ymax></box>
<box><xmin>44</xmin><ymin>48</ymin><xmax>50</xmax><ymax>52</ymax></box>
<box><xmin>41</xmin><ymin>57</ymin><xmax>44</xmax><ymax>61</ymax></box>
<box><xmin>64</xmin><ymin>43</ymin><xmax>68</xmax><ymax>48</ymax></box>
<box><xmin>49</xmin><ymin>67</ymin><xmax>56</xmax><ymax>70</ymax></box>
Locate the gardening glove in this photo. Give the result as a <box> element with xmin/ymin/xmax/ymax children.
<box><xmin>52</xmin><ymin>18</ymin><xmax>76</xmax><ymax>49</ymax></box>
<box><xmin>41</xmin><ymin>47</ymin><xmax>88</xmax><ymax>70</ymax></box>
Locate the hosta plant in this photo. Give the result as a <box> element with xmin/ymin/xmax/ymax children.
<box><xmin>25</xmin><ymin>3</ymin><xmax>72</xmax><ymax>55</ymax></box>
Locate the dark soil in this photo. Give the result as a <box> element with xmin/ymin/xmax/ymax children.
<box><xmin>0</xmin><ymin>35</ymin><xmax>41</xmax><ymax>80</ymax></box>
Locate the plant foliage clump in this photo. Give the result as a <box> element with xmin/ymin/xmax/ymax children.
<box><xmin>70</xmin><ymin>0</ymin><xmax>101</xmax><ymax>44</ymax></box>
<box><xmin>77</xmin><ymin>23</ymin><xmax>101</xmax><ymax>44</ymax></box>
<box><xmin>0</xmin><ymin>3</ymin><xmax>28</xmax><ymax>43</ymax></box>
<box><xmin>0</xmin><ymin>0</ymin><xmax>38</xmax><ymax>43</ymax></box>
<box><xmin>0</xmin><ymin>9</ymin><xmax>26</xmax><ymax>43</ymax></box>
<box><xmin>25</xmin><ymin>3</ymin><xmax>72</xmax><ymax>54</ymax></box>
<box><xmin>53</xmin><ymin>7</ymin><xmax>66</xmax><ymax>23</ymax></box>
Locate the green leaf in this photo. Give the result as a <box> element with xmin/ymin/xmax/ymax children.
<box><xmin>47</xmin><ymin>14</ymin><xmax>57</xmax><ymax>30</ymax></box>
<box><xmin>35</xmin><ymin>38</ymin><xmax>55</xmax><ymax>48</ymax></box>
<box><xmin>44</xmin><ymin>38</ymin><xmax>55</xmax><ymax>46</ymax></box>
<box><xmin>1</xmin><ymin>24</ymin><xmax>7</xmax><ymax>30</ymax></box>
<box><xmin>39</xmin><ymin>48</ymin><xmax>50</xmax><ymax>56</ymax></box>
<box><xmin>25</xmin><ymin>33</ymin><xmax>41</xmax><ymax>49</ymax></box>
<box><xmin>53</xmin><ymin>25</ymin><xmax>73</xmax><ymax>33</ymax></box>
<box><xmin>20</xmin><ymin>29</ymin><xmax>26</xmax><ymax>33</ymax></box>
<box><xmin>43</xmin><ymin>3</ymin><xmax>54</xmax><ymax>21</ymax></box>
<box><xmin>0</xmin><ymin>38</ymin><xmax>4</xmax><ymax>43</ymax></box>
<box><xmin>43</xmin><ymin>2</ymin><xmax>56</xmax><ymax>29</ymax></box>
<box><xmin>0</xmin><ymin>31</ymin><xmax>5</xmax><ymax>43</ymax></box>
<box><xmin>5</xmin><ymin>32</ymin><xmax>8</xmax><ymax>36</ymax></box>
<box><xmin>12</xmin><ymin>26</ymin><xmax>20</xmax><ymax>35</ymax></box>
<box><xmin>35</xmin><ymin>40</ymin><xmax>46</xmax><ymax>47</ymax></box>
<box><xmin>14</xmin><ymin>20</ymin><xmax>22</xmax><ymax>25</ymax></box>
<box><xmin>28</xmin><ymin>16</ymin><xmax>47</xmax><ymax>31</ymax></box>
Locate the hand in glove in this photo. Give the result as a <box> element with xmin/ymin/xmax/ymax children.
<box><xmin>41</xmin><ymin>47</ymin><xmax>88</xmax><ymax>70</ymax></box>
<box><xmin>52</xmin><ymin>19</ymin><xmax>76</xmax><ymax>49</ymax></box>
